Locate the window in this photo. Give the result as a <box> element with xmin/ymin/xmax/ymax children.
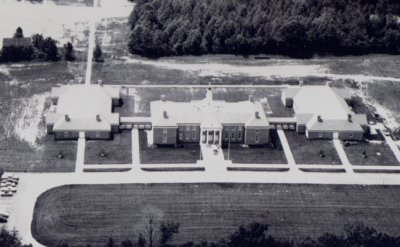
<box><xmin>162</xmin><ymin>136</ymin><xmax>167</xmax><ymax>143</ymax></box>
<box><xmin>192</xmin><ymin>126</ymin><xmax>196</xmax><ymax>131</ymax></box>
<box><xmin>224</xmin><ymin>126</ymin><xmax>229</xmax><ymax>130</ymax></box>
<box><xmin>178</xmin><ymin>126</ymin><xmax>183</xmax><ymax>131</ymax></box>
<box><xmin>96</xmin><ymin>132</ymin><xmax>100</xmax><ymax>137</ymax></box>
<box><xmin>225</xmin><ymin>133</ymin><xmax>229</xmax><ymax>140</ymax></box>
<box><xmin>186</xmin><ymin>133</ymin><xmax>190</xmax><ymax>139</ymax></box>
<box><xmin>64</xmin><ymin>132</ymin><xmax>68</xmax><ymax>137</ymax></box>
<box><xmin>163</xmin><ymin>128</ymin><xmax>168</xmax><ymax>134</ymax></box>
<box><xmin>186</xmin><ymin>125</ymin><xmax>190</xmax><ymax>131</ymax></box>
<box><xmin>349</xmin><ymin>132</ymin><xmax>353</xmax><ymax>138</ymax></box>
<box><xmin>238</xmin><ymin>133</ymin><xmax>242</xmax><ymax>139</ymax></box>
<box><xmin>256</xmin><ymin>129</ymin><xmax>260</xmax><ymax>134</ymax></box>
<box><xmin>179</xmin><ymin>133</ymin><xmax>183</xmax><ymax>140</ymax></box>
<box><xmin>192</xmin><ymin>133</ymin><xmax>196</xmax><ymax>139</ymax></box>
<box><xmin>231</xmin><ymin>133</ymin><xmax>235</xmax><ymax>139</ymax></box>
<box><xmin>319</xmin><ymin>132</ymin><xmax>323</xmax><ymax>138</ymax></box>
<box><xmin>255</xmin><ymin>135</ymin><xmax>260</xmax><ymax>143</ymax></box>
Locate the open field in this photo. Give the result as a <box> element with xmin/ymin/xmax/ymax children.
<box><xmin>284</xmin><ymin>131</ymin><xmax>342</xmax><ymax>165</ymax></box>
<box><xmin>32</xmin><ymin>183</ymin><xmax>400</xmax><ymax>246</ymax></box>
<box><xmin>344</xmin><ymin>142</ymin><xmax>399</xmax><ymax>166</ymax></box>
<box><xmin>49</xmin><ymin>0</ymin><xmax>94</xmax><ymax>6</ymax></box>
<box><xmin>0</xmin><ymin>62</ymin><xmax>85</xmax><ymax>172</ymax></box>
<box><xmin>223</xmin><ymin>145</ymin><xmax>287</xmax><ymax>164</ymax></box>
<box><xmin>139</xmin><ymin>131</ymin><xmax>200</xmax><ymax>164</ymax></box>
<box><xmin>84</xmin><ymin>131</ymin><xmax>132</xmax><ymax>164</ymax></box>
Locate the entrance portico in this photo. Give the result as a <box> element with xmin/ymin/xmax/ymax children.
<box><xmin>201</xmin><ymin>117</ymin><xmax>222</xmax><ymax>146</ymax></box>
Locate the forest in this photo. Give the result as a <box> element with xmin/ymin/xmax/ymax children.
<box><xmin>128</xmin><ymin>0</ymin><xmax>400</xmax><ymax>57</ymax></box>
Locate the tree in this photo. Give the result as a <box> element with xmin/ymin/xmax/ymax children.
<box><xmin>32</xmin><ymin>34</ymin><xmax>44</xmax><ymax>49</ymax></box>
<box><xmin>0</xmin><ymin>227</ymin><xmax>32</xmax><ymax>247</ymax></box>
<box><xmin>93</xmin><ymin>43</ymin><xmax>103</xmax><ymax>62</ymax></box>
<box><xmin>121</xmin><ymin>238</ymin><xmax>134</xmax><ymax>247</ymax></box>
<box><xmin>105</xmin><ymin>237</ymin><xmax>117</xmax><ymax>247</ymax></box>
<box><xmin>41</xmin><ymin>37</ymin><xmax>59</xmax><ymax>61</ymax></box>
<box><xmin>14</xmin><ymin>27</ymin><xmax>24</xmax><ymax>38</ymax></box>
<box><xmin>137</xmin><ymin>234</ymin><xmax>146</xmax><ymax>247</ymax></box>
<box><xmin>64</xmin><ymin>42</ymin><xmax>75</xmax><ymax>61</ymax></box>
<box><xmin>159</xmin><ymin>222</ymin><xmax>180</xmax><ymax>247</ymax></box>
<box><xmin>56</xmin><ymin>241</ymin><xmax>69</xmax><ymax>247</ymax></box>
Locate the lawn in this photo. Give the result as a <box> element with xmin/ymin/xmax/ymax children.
<box><xmin>284</xmin><ymin>131</ymin><xmax>342</xmax><ymax>165</ymax></box>
<box><xmin>0</xmin><ymin>62</ymin><xmax>85</xmax><ymax>172</ymax></box>
<box><xmin>84</xmin><ymin>131</ymin><xmax>132</xmax><ymax>164</ymax></box>
<box><xmin>32</xmin><ymin>183</ymin><xmax>400</xmax><ymax>246</ymax></box>
<box><xmin>367</xmin><ymin>81</ymin><xmax>400</xmax><ymax>125</ymax></box>
<box><xmin>0</xmin><ymin>135</ymin><xmax>77</xmax><ymax>172</ymax></box>
<box><xmin>222</xmin><ymin>144</ymin><xmax>287</xmax><ymax>164</ymax></box>
<box><xmin>344</xmin><ymin>142</ymin><xmax>399</xmax><ymax>166</ymax></box>
<box><xmin>139</xmin><ymin>131</ymin><xmax>201</xmax><ymax>164</ymax></box>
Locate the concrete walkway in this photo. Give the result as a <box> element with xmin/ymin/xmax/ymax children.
<box><xmin>276</xmin><ymin>129</ymin><xmax>297</xmax><ymax>171</ymax></box>
<box><xmin>131</xmin><ymin>128</ymin><xmax>140</xmax><ymax>169</ymax></box>
<box><xmin>75</xmin><ymin>132</ymin><xmax>86</xmax><ymax>173</ymax></box>
<box><xmin>333</xmin><ymin>138</ymin><xmax>354</xmax><ymax>174</ymax></box>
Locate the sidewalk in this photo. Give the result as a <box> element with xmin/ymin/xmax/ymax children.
<box><xmin>75</xmin><ymin>132</ymin><xmax>86</xmax><ymax>173</ymax></box>
<box><xmin>276</xmin><ymin>129</ymin><xmax>297</xmax><ymax>171</ymax></box>
<box><xmin>332</xmin><ymin>138</ymin><xmax>353</xmax><ymax>174</ymax></box>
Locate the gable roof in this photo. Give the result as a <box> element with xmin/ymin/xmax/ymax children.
<box><xmin>2</xmin><ymin>38</ymin><xmax>32</xmax><ymax>47</ymax></box>
<box><xmin>150</xmin><ymin>90</ymin><xmax>270</xmax><ymax>128</ymax></box>
<box><xmin>46</xmin><ymin>84</ymin><xmax>120</xmax><ymax>132</ymax></box>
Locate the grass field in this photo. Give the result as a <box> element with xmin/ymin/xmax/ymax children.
<box><xmin>84</xmin><ymin>131</ymin><xmax>132</xmax><ymax>164</ymax></box>
<box><xmin>344</xmin><ymin>142</ymin><xmax>399</xmax><ymax>166</ymax></box>
<box><xmin>32</xmin><ymin>183</ymin><xmax>400</xmax><ymax>246</ymax></box>
<box><xmin>0</xmin><ymin>62</ymin><xmax>85</xmax><ymax>172</ymax></box>
<box><xmin>49</xmin><ymin>0</ymin><xmax>94</xmax><ymax>6</ymax></box>
<box><xmin>284</xmin><ymin>131</ymin><xmax>342</xmax><ymax>165</ymax></box>
<box><xmin>139</xmin><ymin>131</ymin><xmax>201</xmax><ymax>164</ymax></box>
<box><xmin>367</xmin><ymin>82</ymin><xmax>400</xmax><ymax>125</ymax></box>
<box><xmin>223</xmin><ymin>144</ymin><xmax>287</xmax><ymax>164</ymax></box>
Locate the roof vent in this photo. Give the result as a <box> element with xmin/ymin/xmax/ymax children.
<box><xmin>65</xmin><ymin>114</ymin><xmax>70</xmax><ymax>122</ymax></box>
<box><xmin>317</xmin><ymin>115</ymin><xmax>323</xmax><ymax>122</ymax></box>
<box><xmin>348</xmin><ymin>114</ymin><xmax>352</xmax><ymax>122</ymax></box>
<box><xmin>96</xmin><ymin>114</ymin><xmax>101</xmax><ymax>122</ymax></box>
<box><xmin>98</xmin><ymin>80</ymin><xmax>103</xmax><ymax>86</ymax></box>
<box><xmin>163</xmin><ymin>111</ymin><xmax>168</xmax><ymax>118</ymax></box>
<box><xmin>299</xmin><ymin>80</ymin><xmax>304</xmax><ymax>87</ymax></box>
<box><xmin>249</xmin><ymin>94</ymin><xmax>254</xmax><ymax>102</ymax></box>
<box><xmin>255</xmin><ymin>111</ymin><xmax>260</xmax><ymax>119</ymax></box>
<box><xmin>161</xmin><ymin>94</ymin><xmax>166</xmax><ymax>102</ymax></box>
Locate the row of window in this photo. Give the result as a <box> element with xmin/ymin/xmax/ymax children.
<box><xmin>223</xmin><ymin>126</ymin><xmax>242</xmax><ymax>131</ymax></box>
<box><xmin>178</xmin><ymin>125</ymin><xmax>198</xmax><ymax>131</ymax></box>
<box><xmin>179</xmin><ymin>132</ymin><xmax>197</xmax><ymax>140</ymax></box>
<box><xmin>63</xmin><ymin>132</ymin><xmax>101</xmax><ymax>137</ymax></box>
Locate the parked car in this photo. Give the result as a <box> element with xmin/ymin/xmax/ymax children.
<box><xmin>0</xmin><ymin>215</ymin><xmax>7</xmax><ymax>223</ymax></box>
<box><xmin>382</xmin><ymin>129</ymin><xmax>391</xmax><ymax>136</ymax></box>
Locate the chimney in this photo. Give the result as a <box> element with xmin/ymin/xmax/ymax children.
<box><xmin>299</xmin><ymin>80</ymin><xmax>304</xmax><ymax>87</ymax></box>
<box><xmin>317</xmin><ymin>115</ymin><xmax>323</xmax><ymax>122</ymax></box>
<box><xmin>249</xmin><ymin>94</ymin><xmax>254</xmax><ymax>102</ymax></box>
<box><xmin>96</xmin><ymin>114</ymin><xmax>101</xmax><ymax>122</ymax></box>
<box><xmin>348</xmin><ymin>114</ymin><xmax>352</xmax><ymax>122</ymax></box>
<box><xmin>255</xmin><ymin>111</ymin><xmax>260</xmax><ymax>119</ymax></box>
<box><xmin>98</xmin><ymin>80</ymin><xmax>103</xmax><ymax>86</ymax></box>
<box><xmin>161</xmin><ymin>94</ymin><xmax>166</xmax><ymax>102</ymax></box>
<box><xmin>65</xmin><ymin>114</ymin><xmax>70</xmax><ymax>122</ymax></box>
<box><xmin>163</xmin><ymin>111</ymin><xmax>168</xmax><ymax>118</ymax></box>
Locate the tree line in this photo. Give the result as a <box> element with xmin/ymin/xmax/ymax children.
<box><xmin>128</xmin><ymin>0</ymin><xmax>400</xmax><ymax>57</ymax></box>
<box><xmin>0</xmin><ymin>27</ymin><xmax>76</xmax><ymax>63</ymax></box>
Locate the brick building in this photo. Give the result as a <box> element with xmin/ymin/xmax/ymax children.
<box><xmin>150</xmin><ymin>88</ymin><xmax>272</xmax><ymax>147</ymax></box>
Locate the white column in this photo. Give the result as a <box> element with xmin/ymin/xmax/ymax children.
<box><xmin>219</xmin><ymin>129</ymin><xmax>222</xmax><ymax>146</ymax></box>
